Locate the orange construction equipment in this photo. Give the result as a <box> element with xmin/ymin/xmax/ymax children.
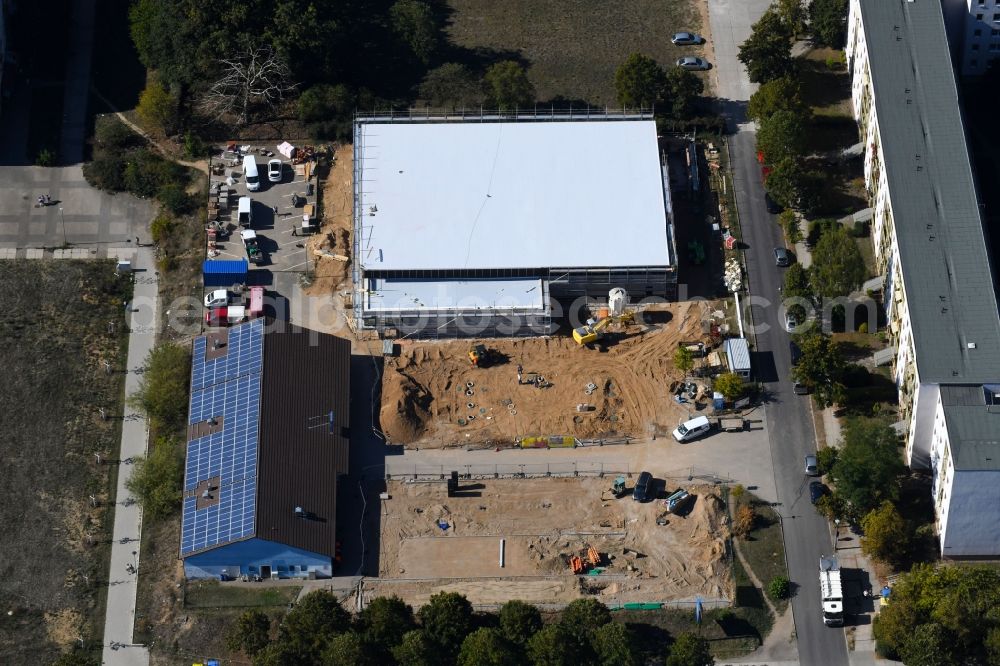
<box><xmin>587</xmin><ymin>546</ymin><xmax>601</xmax><ymax>566</ymax></box>
<box><xmin>570</xmin><ymin>556</ymin><xmax>584</xmax><ymax>574</ymax></box>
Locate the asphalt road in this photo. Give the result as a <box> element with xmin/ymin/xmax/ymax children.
<box><xmin>731</xmin><ymin>129</ymin><xmax>849</xmax><ymax>665</ymax></box>
<box><xmin>705</xmin><ymin>0</ymin><xmax>851</xmax><ymax>662</ymax></box>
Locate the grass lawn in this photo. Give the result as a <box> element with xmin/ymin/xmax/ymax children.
<box><xmin>0</xmin><ymin>261</ymin><xmax>131</xmax><ymax>664</ymax></box>
<box><xmin>185</xmin><ymin>581</ymin><xmax>301</xmax><ymax>609</ymax></box>
<box><xmin>732</xmin><ymin>492</ymin><xmax>789</xmax><ymax>614</ymax></box>
<box><xmin>445</xmin><ymin>0</ymin><xmax>705</xmax><ymax>105</ymax></box>
<box><xmin>617</xmin><ymin>604</ymin><xmax>770</xmax><ymax>662</ymax></box>
<box><xmin>798</xmin><ymin>48</ymin><xmax>852</xmax><ymax>118</ymax></box>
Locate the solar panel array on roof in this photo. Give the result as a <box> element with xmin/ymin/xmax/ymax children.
<box><xmin>181</xmin><ymin>319</ymin><xmax>264</xmax><ymax>556</ymax></box>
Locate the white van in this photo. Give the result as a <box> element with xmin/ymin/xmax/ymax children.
<box><xmin>243</xmin><ymin>155</ymin><xmax>260</xmax><ymax>192</ymax></box>
<box><xmin>672</xmin><ymin>415</ymin><xmax>712</xmax><ymax>442</ymax></box>
<box><xmin>237</xmin><ymin>196</ymin><xmax>253</xmax><ymax>227</ymax></box>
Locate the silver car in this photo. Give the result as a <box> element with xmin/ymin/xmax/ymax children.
<box><xmin>805</xmin><ymin>454</ymin><xmax>819</xmax><ymax>476</ymax></box>
<box><xmin>676</xmin><ymin>56</ymin><xmax>710</xmax><ymax>70</ymax></box>
<box><xmin>671</xmin><ymin>32</ymin><xmax>703</xmax><ymax>45</ymax></box>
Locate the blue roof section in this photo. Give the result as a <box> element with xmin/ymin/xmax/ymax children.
<box><xmin>181</xmin><ymin>319</ymin><xmax>264</xmax><ymax>557</ymax></box>
<box><xmin>203</xmin><ymin>259</ymin><xmax>249</xmax><ymax>275</ymax></box>
<box><xmin>190</xmin><ymin>321</ymin><xmax>264</xmax><ymax>392</ymax></box>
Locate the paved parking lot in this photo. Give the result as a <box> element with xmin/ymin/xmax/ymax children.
<box><xmin>209</xmin><ymin>152</ymin><xmax>316</xmax><ymax>281</ymax></box>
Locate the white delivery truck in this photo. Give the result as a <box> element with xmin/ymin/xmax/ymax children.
<box><xmin>820</xmin><ymin>555</ymin><xmax>845</xmax><ymax>627</ymax></box>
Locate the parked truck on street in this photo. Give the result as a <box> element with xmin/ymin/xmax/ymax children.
<box><xmin>820</xmin><ymin>555</ymin><xmax>845</xmax><ymax>627</ymax></box>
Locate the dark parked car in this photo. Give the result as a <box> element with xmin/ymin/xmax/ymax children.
<box><xmin>633</xmin><ymin>471</ymin><xmax>653</xmax><ymax>502</ymax></box>
<box><xmin>793</xmin><ymin>381</ymin><xmax>810</xmax><ymax>395</ymax></box>
<box><xmin>765</xmin><ymin>193</ymin><xmax>783</xmax><ymax>214</ymax></box>
<box><xmin>790</xmin><ymin>340</ymin><xmax>802</xmax><ymax>366</ymax></box>
<box><xmin>809</xmin><ymin>481</ymin><xmax>830</xmax><ymax>504</ymax></box>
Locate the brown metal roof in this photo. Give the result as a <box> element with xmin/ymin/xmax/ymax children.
<box><xmin>255</xmin><ymin>327</ymin><xmax>351</xmax><ymax>557</ymax></box>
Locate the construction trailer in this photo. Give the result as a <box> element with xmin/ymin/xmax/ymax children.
<box><xmin>352</xmin><ymin>112</ymin><xmax>678</xmax><ymax>338</ymax></box>
<box><xmin>723</xmin><ymin>337</ymin><xmax>751</xmax><ymax>379</ymax></box>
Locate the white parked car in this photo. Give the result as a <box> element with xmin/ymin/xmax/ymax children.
<box><xmin>204</xmin><ymin>289</ymin><xmax>234</xmax><ymax>308</ymax></box>
<box><xmin>267</xmin><ymin>159</ymin><xmax>283</xmax><ymax>183</ymax></box>
<box><xmin>672</xmin><ymin>415</ymin><xmax>713</xmax><ymax>442</ymax></box>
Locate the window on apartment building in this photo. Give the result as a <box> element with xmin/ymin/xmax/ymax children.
<box><xmin>977</xmin><ymin>13</ymin><xmax>985</xmax><ymax>20</ymax></box>
<box><xmin>993</xmin><ymin>29</ymin><xmax>1000</xmax><ymax>35</ymax></box>
<box><xmin>972</xmin><ymin>58</ymin><xmax>979</xmax><ymax>66</ymax></box>
<box><xmin>975</xmin><ymin>29</ymin><xmax>983</xmax><ymax>36</ymax></box>
<box><xmin>995</xmin><ymin>13</ymin><xmax>1000</xmax><ymax>20</ymax></box>
<box><xmin>973</xmin><ymin>43</ymin><xmax>981</xmax><ymax>50</ymax></box>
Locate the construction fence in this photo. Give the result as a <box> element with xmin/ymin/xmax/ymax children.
<box><xmin>384</xmin><ymin>461</ymin><xmax>633</xmax><ymax>480</ymax></box>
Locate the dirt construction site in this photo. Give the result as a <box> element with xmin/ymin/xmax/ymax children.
<box><xmin>366</xmin><ymin>476</ymin><xmax>732</xmax><ymax>608</ymax></box>
<box><xmin>380</xmin><ymin>301</ymin><xmax>723</xmax><ymax>448</ymax></box>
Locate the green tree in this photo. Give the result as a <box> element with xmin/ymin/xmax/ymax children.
<box><xmin>560</xmin><ymin>598</ymin><xmax>612</xmax><ymax>643</ymax></box>
<box><xmin>419</xmin><ymin>63</ymin><xmax>482</xmax><ymax>108</ymax></box>
<box><xmin>592</xmin><ymin>622</ymin><xmax>636</xmax><ymax>666</ymax></box>
<box><xmin>358</xmin><ymin>595</ymin><xmax>415</xmax><ymax>653</ymax></box>
<box><xmin>418</xmin><ymin>592</ymin><xmax>474</xmax><ymax>663</ymax></box>
<box><xmin>136</xmin><ymin>77</ymin><xmax>177</xmax><ymax>134</ymax></box>
<box><xmin>458</xmin><ymin>628</ymin><xmax>520</xmax><ymax>666</ymax></box>
<box><xmin>129</xmin><ymin>0</ymin><xmax>204</xmax><ymax>88</ymax></box>
<box><xmin>253</xmin><ymin>638</ymin><xmax>301</xmax><ymax>666</ymax></box>
<box><xmin>810</xmin><ymin>227</ymin><xmax>866</xmax><ymax>298</ymax></box>
<box><xmin>673</xmin><ymin>346</ymin><xmax>694</xmax><ymax>376</ymax></box>
<box><xmin>714</xmin><ymin>372</ymin><xmax>745</xmax><ymax>401</ymax></box>
<box><xmin>614</xmin><ymin>53</ymin><xmax>666</xmax><ymax>108</ymax></box>
<box><xmin>225</xmin><ymin>609</ymin><xmax>271</xmax><ymax>658</ymax></box>
<box><xmin>498</xmin><ymin>600</ymin><xmax>542</xmax><ymax>647</ymax></box>
<box><xmin>298</xmin><ymin>83</ymin><xmax>355</xmax><ymax>122</ymax></box>
<box><xmin>756</xmin><ymin>109</ymin><xmax>808</xmax><ymax>164</ymax></box>
<box><xmin>768</xmin><ymin>575</ymin><xmax>791</xmax><ymax>600</ymax></box>
<box><xmin>810</xmin><ymin>0</ymin><xmax>849</xmax><ymax>47</ymax></box>
<box><xmin>738</xmin><ymin>9</ymin><xmax>794</xmax><ymax>84</ymax></box>
<box><xmin>816</xmin><ymin>445</ymin><xmax>839</xmax><ymax>474</ymax></box>
<box><xmin>899</xmin><ymin>623</ymin><xmax>959</xmax><ymax>666</ymax></box>
<box><xmin>779</xmin><ymin>209</ymin><xmax>802</xmax><ymax>243</ymax></box>
<box><xmin>527</xmin><ymin>623</ymin><xmax>581</xmax><ymax>666</ymax></box>
<box><xmin>390</xmin><ymin>0</ymin><xmax>439</xmax><ymax>64</ymax></box>
<box><xmin>129</xmin><ymin>342</ymin><xmax>191</xmax><ymax>434</ymax></box>
<box><xmin>126</xmin><ymin>436</ymin><xmax>183</xmax><ymax>521</ymax></box>
<box><xmin>860</xmin><ymin>501</ymin><xmax>910</xmax><ymax>566</ymax></box>
<box><xmin>830</xmin><ymin>418</ymin><xmax>905</xmax><ymax>517</ymax></box>
<box><xmin>666</xmin><ymin>633</ymin><xmax>714</xmax><ymax>666</ymax></box>
<box><xmin>157</xmin><ymin>184</ymin><xmax>192</xmax><ymax>215</ymax></box>
<box><xmin>664</xmin><ymin>66</ymin><xmax>705</xmax><ymax>118</ymax></box>
<box><xmin>393</xmin><ymin>630</ymin><xmax>436</xmax><ymax>666</ymax></box>
<box><xmin>783</xmin><ymin>262</ymin><xmax>811</xmax><ymax>300</ymax></box>
<box><xmin>321</xmin><ymin>631</ymin><xmax>376</xmax><ymax>666</ymax></box>
<box><xmin>764</xmin><ymin>157</ymin><xmax>807</xmax><ymax>210</ymax></box>
<box><xmin>483</xmin><ymin>61</ymin><xmax>535</xmax><ymax>108</ymax></box>
<box><xmin>777</xmin><ymin>0</ymin><xmax>808</xmax><ymax>35</ymax></box>
<box><xmin>278</xmin><ymin>591</ymin><xmax>351</xmax><ymax>662</ymax></box>
<box><xmin>791</xmin><ymin>331</ymin><xmax>845</xmax><ymax>407</ymax></box>
<box><xmin>748</xmin><ymin>76</ymin><xmax>809</xmax><ymax>122</ymax></box>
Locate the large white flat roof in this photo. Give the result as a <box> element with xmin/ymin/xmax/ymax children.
<box><xmin>356</xmin><ymin>120</ymin><xmax>671</xmax><ymax>271</ymax></box>
<box><xmin>364</xmin><ymin>277</ymin><xmax>547</xmax><ymax>312</ymax></box>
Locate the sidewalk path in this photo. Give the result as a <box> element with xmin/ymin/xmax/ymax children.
<box><xmin>101</xmin><ymin>247</ymin><xmax>156</xmax><ymax>666</ymax></box>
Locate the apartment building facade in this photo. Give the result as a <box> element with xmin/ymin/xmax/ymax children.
<box><xmin>847</xmin><ymin>0</ymin><xmax>1000</xmax><ymax>557</ymax></box>
<box><xmin>942</xmin><ymin>0</ymin><xmax>1000</xmax><ymax>76</ymax></box>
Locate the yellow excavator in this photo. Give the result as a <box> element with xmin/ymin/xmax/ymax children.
<box><xmin>573</xmin><ymin>312</ymin><xmax>635</xmax><ymax>346</ymax></box>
